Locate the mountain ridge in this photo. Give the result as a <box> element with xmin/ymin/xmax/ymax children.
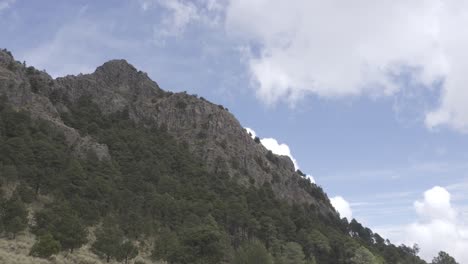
<box><xmin>0</xmin><ymin>48</ymin><xmax>435</xmax><ymax>264</ymax></box>
<box><xmin>0</xmin><ymin>48</ymin><xmax>333</xmax><ymax>210</ymax></box>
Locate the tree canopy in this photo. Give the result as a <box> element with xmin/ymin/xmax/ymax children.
<box><xmin>0</xmin><ymin>96</ymin><xmax>456</xmax><ymax>263</ymax></box>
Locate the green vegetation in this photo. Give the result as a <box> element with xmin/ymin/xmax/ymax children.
<box><xmin>32</xmin><ymin>203</ymin><xmax>88</xmax><ymax>253</ymax></box>
<box><xmin>30</xmin><ymin>233</ymin><xmax>61</xmax><ymax>258</ymax></box>
<box><xmin>232</xmin><ymin>240</ymin><xmax>273</xmax><ymax>264</ymax></box>
<box><xmin>0</xmin><ymin>95</ymin><xmax>452</xmax><ymax>263</ymax></box>
<box><xmin>432</xmin><ymin>251</ymin><xmax>458</xmax><ymax>264</ymax></box>
<box><xmin>0</xmin><ymin>195</ymin><xmax>28</xmax><ymax>239</ymax></box>
<box><xmin>92</xmin><ymin>224</ymin><xmax>124</xmax><ymax>262</ymax></box>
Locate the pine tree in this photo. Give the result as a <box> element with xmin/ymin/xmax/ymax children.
<box><xmin>92</xmin><ymin>225</ymin><xmax>123</xmax><ymax>262</ymax></box>
<box><xmin>30</xmin><ymin>233</ymin><xmax>61</xmax><ymax>258</ymax></box>
<box><xmin>1</xmin><ymin>195</ymin><xmax>28</xmax><ymax>238</ymax></box>
<box><xmin>233</xmin><ymin>240</ymin><xmax>273</xmax><ymax>264</ymax></box>
<box><xmin>116</xmin><ymin>241</ymin><xmax>138</xmax><ymax>264</ymax></box>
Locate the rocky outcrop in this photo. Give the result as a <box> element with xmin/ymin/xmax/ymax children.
<box><xmin>0</xmin><ymin>49</ymin><xmax>110</xmax><ymax>160</ymax></box>
<box><xmin>0</xmin><ymin>49</ymin><xmax>336</xmax><ymax>215</ymax></box>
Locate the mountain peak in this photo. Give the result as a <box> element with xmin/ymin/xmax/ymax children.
<box><xmin>96</xmin><ymin>59</ymin><xmax>136</xmax><ymax>73</ymax></box>
<box><xmin>93</xmin><ymin>59</ymin><xmax>141</xmax><ymax>81</ymax></box>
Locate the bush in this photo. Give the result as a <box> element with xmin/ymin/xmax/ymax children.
<box><xmin>116</xmin><ymin>241</ymin><xmax>138</xmax><ymax>264</ymax></box>
<box><xmin>15</xmin><ymin>184</ymin><xmax>35</xmax><ymax>203</ymax></box>
<box><xmin>233</xmin><ymin>240</ymin><xmax>273</xmax><ymax>264</ymax></box>
<box><xmin>30</xmin><ymin>233</ymin><xmax>61</xmax><ymax>258</ymax></box>
<box><xmin>91</xmin><ymin>225</ymin><xmax>124</xmax><ymax>263</ymax></box>
<box><xmin>32</xmin><ymin>203</ymin><xmax>88</xmax><ymax>253</ymax></box>
<box><xmin>1</xmin><ymin>195</ymin><xmax>28</xmax><ymax>238</ymax></box>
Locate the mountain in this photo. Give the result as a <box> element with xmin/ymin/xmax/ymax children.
<box><xmin>0</xmin><ymin>48</ymin><xmax>332</xmax><ymax>210</ymax></box>
<box><xmin>0</xmin><ymin>48</ymin><xmax>435</xmax><ymax>264</ymax></box>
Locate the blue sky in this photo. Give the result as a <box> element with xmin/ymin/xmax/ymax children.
<box><xmin>2</xmin><ymin>0</ymin><xmax>468</xmax><ymax>261</ymax></box>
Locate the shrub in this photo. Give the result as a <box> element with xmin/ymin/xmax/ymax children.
<box><xmin>1</xmin><ymin>195</ymin><xmax>28</xmax><ymax>238</ymax></box>
<box><xmin>15</xmin><ymin>184</ymin><xmax>35</xmax><ymax>203</ymax></box>
<box><xmin>30</xmin><ymin>233</ymin><xmax>61</xmax><ymax>258</ymax></box>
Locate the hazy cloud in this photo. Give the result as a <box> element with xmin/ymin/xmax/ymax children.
<box><xmin>141</xmin><ymin>0</ymin><xmax>225</xmax><ymax>44</ymax></box>
<box><xmin>0</xmin><ymin>0</ymin><xmax>15</xmax><ymax>12</ymax></box>
<box><xmin>20</xmin><ymin>18</ymin><xmax>135</xmax><ymax>77</ymax></box>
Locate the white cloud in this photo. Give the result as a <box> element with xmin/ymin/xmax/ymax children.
<box><xmin>305</xmin><ymin>174</ymin><xmax>315</xmax><ymax>184</ymax></box>
<box><xmin>244</xmin><ymin>127</ymin><xmax>299</xmax><ymax>170</ymax></box>
<box><xmin>154</xmin><ymin>0</ymin><xmax>201</xmax><ymax>39</ymax></box>
<box><xmin>381</xmin><ymin>186</ymin><xmax>468</xmax><ymax>263</ymax></box>
<box><xmin>331</xmin><ymin>196</ymin><xmax>353</xmax><ymax>220</ymax></box>
<box><xmin>414</xmin><ymin>186</ymin><xmax>456</xmax><ymax>221</ymax></box>
<box><xmin>246</xmin><ymin>127</ymin><xmax>315</xmax><ymax>182</ymax></box>
<box><xmin>0</xmin><ymin>0</ymin><xmax>15</xmax><ymax>12</ymax></box>
<box><xmin>260</xmin><ymin>137</ymin><xmax>299</xmax><ymax>170</ymax></box>
<box><xmin>225</xmin><ymin>0</ymin><xmax>468</xmax><ymax>132</ymax></box>
<box><xmin>245</xmin><ymin>127</ymin><xmax>256</xmax><ymax>139</ymax></box>
<box><xmin>142</xmin><ymin>0</ymin><xmax>224</xmax><ymax>44</ymax></box>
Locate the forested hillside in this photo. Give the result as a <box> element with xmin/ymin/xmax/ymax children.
<box><xmin>0</xmin><ymin>48</ymin><xmax>455</xmax><ymax>263</ymax></box>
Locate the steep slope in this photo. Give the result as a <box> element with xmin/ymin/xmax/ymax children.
<box><xmin>0</xmin><ymin>48</ymin><xmax>431</xmax><ymax>264</ymax></box>
<box><xmin>0</xmin><ymin>50</ymin><xmax>109</xmax><ymax>161</ymax></box>
<box><xmin>0</xmin><ymin>48</ymin><xmax>333</xmax><ymax>211</ymax></box>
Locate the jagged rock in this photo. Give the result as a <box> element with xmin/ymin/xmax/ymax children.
<box><xmin>0</xmin><ymin>48</ymin><xmax>335</xmax><ymax>215</ymax></box>
<box><xmin>0</xmin><ymin>49</ymin><xmax>110</xmax><ymax>161</ymax></box>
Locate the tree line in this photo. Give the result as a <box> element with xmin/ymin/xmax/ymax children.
<box><xmin>0</xmin><ymin>94</ymin><xmax>459</xmax><ymax>264</ymax></box>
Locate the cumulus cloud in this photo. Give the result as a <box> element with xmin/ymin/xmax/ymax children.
<box><xmin>245</xmin><ymin>127</ymin><xmax>257</xmax><ymax>139</ymax></box>
<box><xmin>260</xmin><ymin>137</ymin><xmax>299</xmax><ymax>170</ymax></box>
<box><xmin>245</xmin><ymin>127</ymin><xmax>315</xmax><ymax>184</ymax></box>
<box><xmin>398</xmin><ymin>186</ymin><xmax>468</xmax><ymax>262</ymax></box>
<box><xmin>331</xmin><ymin>196</ymin><xmax>353</xmax><ymax>220</ymax></box>
<box><xmin>245</xmin><ymin>127</ymin><xmax>300</xmax><ymax>170</ymax></box>
<box><xmin>305</xmin><ymin>174</ymin><xmax>315</xmax><ymax>184</ymax></box>
<box><xmin>225</xmin><ymin>0</ymin><xmax>468</xmax><ymax>132</ymax></box>
<box><xmin>414</xmin><ymin>186</ymin><xmax>456</xmax><ymax>221</ymax></box>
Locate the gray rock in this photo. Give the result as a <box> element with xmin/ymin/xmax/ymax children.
<box><xmin>0</xmin><ymin>48</ymin><xmax>337</xmax><ymax>217</ymax></box>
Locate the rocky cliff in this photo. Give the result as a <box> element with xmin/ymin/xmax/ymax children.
<box><xmin>0</xmin><ymin>48</ymin><xmax>335</xmax><ymax>215</ymax></box>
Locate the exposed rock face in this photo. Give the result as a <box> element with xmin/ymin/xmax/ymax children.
<box><xmin>0</xmin><ymin>49</ymin><xmax>335</xmax><ymax>215</ymax></box>
<box><xmin>0</xmin><ymin>49</ymin><xmax>110</xmax><ymax>161</ymax></box>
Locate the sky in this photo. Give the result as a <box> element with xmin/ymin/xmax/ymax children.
<box><xmin>2</xmin><ymin>0</ymin><xmax>468</xmax><ymax>262</ymax></box>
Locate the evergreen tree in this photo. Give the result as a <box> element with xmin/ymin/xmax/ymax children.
<box><xmin>276</xmin><ymin>242</ymin><xmax>307</xmax><ymax>264</ymax></box>
<box><xmin>432</xmin><ymin>251</ymin><xmax>459</xmax><ymax>264</ymax></box>
<box><xmin>179</xmin><ymin>216</ymin><xmax>226</xmax><ymax>264</ymax></box>
<box><xmin>351</xmin><ymin>246</ymin><xmax>381</xmax><ymax>264</ymax></box>
<box><xmin>92</xmin><ymin>225</ymin><xmax>123</xmax><ymax>262</ymax></box>
<box><xmin>1</xmin><ymin>195</ymin><xmax>28</xmax><ymax>238</ymax></box>
<box><xmin>116</xmin><ymin>241</ymin><xmax>138</xmax><ymax>264</ymax></box>
<box><xmin>32</xmin><ymin>203</ymin><xmax>87</xmax><ymax>253</ymax></box>
<box><xmin>1</xmin><ymin>164</ymin><xmax>18</xmax><ymax>182</ymax></box>
<box><xmin>152</xmin><ymin>227</ymin><xmax>181</xmax><ymax>263</ymax></box>
<box><xmin>30</xmin><ymin>233</ymin><xmax>61</xmax><ymax>258</ymax></box>
<box><xmin>232</xmin><ymin>240</ymin><xmax>273</xmax><ymax>264</ymax></box>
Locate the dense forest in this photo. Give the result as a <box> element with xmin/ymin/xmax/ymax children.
<box><xmin>0</xmin><ymin>94</ymin><xmax>458</xmax><ymax>264</ymax></box>
<box><xmin>0</xmin><ymin>47</ymin><xmax>459</xmax><ymax>264</ymax></box>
